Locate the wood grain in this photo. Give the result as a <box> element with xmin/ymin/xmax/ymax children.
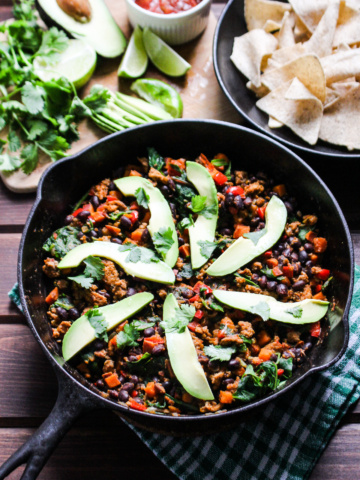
<box><xmin>0</xmin><ymin>234</ymin><xmax>24</xmax><ymax>320</ymax></box>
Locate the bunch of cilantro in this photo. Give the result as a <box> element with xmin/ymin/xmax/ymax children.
<box><xmin>0</xmin><ymin>0</ymin><xmax>100</xmax><ymax>174</ymax></box>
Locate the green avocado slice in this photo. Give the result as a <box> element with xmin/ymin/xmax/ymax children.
<box><xmin>213</xmin><ymin>290</ymin><xmax>329</xmax><ymax>324</ymax></box>
<box><xmin>36</xmin><ymin>0</ymin><xmax>127</xmax><ymax>58</ymax></box>
<box><xmin>57</xmin><ymin>241</ymin><xmax>175</xmax><ymax>284</ymax></box>
<box><xmin>62</xmin><ymin>292</ymin><xmax>153</xmax><ymax>360</ymax></box>
<box><xmin>163</xmin><ymin>294</ymin><xmax>214</xmax><ymax>400</ymax></box>
<box><xmin>207</xmin><ymin>195</ymin><xmax>287</xmax><ymax>277</ymax></box>
<box><xmin>114</xmin><ymin>176</ymin><xmax>178</xmax><ymax>267</ymax></box>
<box><xmin>186</xmin><ymin>161</ymin><xmax>219</xmax><ymax>269</ymax></box>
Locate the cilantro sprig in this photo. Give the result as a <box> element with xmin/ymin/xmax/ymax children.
<box><xmin>118</xmin><ymin>243</ymin><xmax>160</xmax><ymax>263</ymax></box>
<box><xmin>153</xmin><ymin>227</ymin><xmax>175</xmax><ymax>259</ymax></box>
<box><xmin>204</xmin><ymin>345</ymin><xmax>236</xmax><ymax>362</ymax></box>
<box><xmin>85</xmin><ymin>307</ymin><xmax>108</xmax><ymax>342</ymax></box>
<box><xmin>189</xmin><ymin>195</ymin><xmax>217</xmax><ymax>219</ymax></box>
<box><xmin>160</xmin><ymin>304</ymin><xmax>195</xmax><ymax>334</ymax></box>
<box><xmin>68</xmin><ymin>256</ymin><xmax>105</xmax><ymax>289</ymax></box>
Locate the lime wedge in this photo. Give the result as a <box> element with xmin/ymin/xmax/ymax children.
<box><xmin>143</xmin><ymin>28</ymin><xmax>191</xmax><ymax>77</ymax></box>
<box><xmin>131</xmin><ymin>78</ymin><xmax>183</xmax><ymax>118</ymax></box>
<box><xmin>33</xmin><ymin>39</ymin><xmax>97</xmax><ymax>89</ymax></box>
<box><xmin>118</xmin><ymin>26</ymin><xmax>148</xmax><ymax>78</ymax></box>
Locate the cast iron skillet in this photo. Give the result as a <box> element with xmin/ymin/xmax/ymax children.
<box><xmin>213</xmin><ymin>0</ymin><xmax>360</xmax><ymax>159</ymax></box>
<box><xmin>0</xmin><ymin>120</ymin><xmax>353</xmax><ymax>480</ymax></box>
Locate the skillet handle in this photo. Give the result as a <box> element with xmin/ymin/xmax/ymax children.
<box><xmin>0</xmin><ymin>371</ymin><xmax>100</xmax><ymax>480</ymax></box>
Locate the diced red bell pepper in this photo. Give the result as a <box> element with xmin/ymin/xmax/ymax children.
<box><xmin>189</xmin><ymin>294</ymin><xmax>200</xmax><ymax>303</ymax></box>
<box><xmin>227</xmin><ymin>186</ymin><xmax>245</xmax><ymax>199</ymax></box>
<box><xmin>257</xmin><ymin>206</ymin><xmax>266</xmax><ymax>220</ymax></box>
<box><xmin>310</xmin><ymin>321</ymin><xmax>321</xmax><ymax>337</ymax></box>
<box><xmin>193</xmin><ymin>282</ymin><xmax>212</xmax><ymax>295</ymax></box>
<box><xmin>125</xmin><ymin>210</ymin><xmax>139</xmax><ymax>224</ymax></box>
<box><xmin>277</xmin><ymin>369</ymin><xmax>284</xmax><ymax>376</ymax></box>
<box><xmin>315</xmin><ymin>284</ymin><xmax>322</xmax><ymax>293</ymax></box>
<box><xmin>272</xmin><ymin>266</ymin><xmax>283</xmax><ymax>277</ymax></box>
<box><xmin>130</xmin><ymin>201</ymin><xmax>139</xmax><ymax>210</ymax></box>
<box><xmin>194</xmin><ymin>310</ymin><xmax>204</xmax><ymax>320</ymax></box>
<box><xmin>188</xmin><ymin>321</ymin><xmax>199</xmax><ymax>332</ymax></box>
<box><xmin>316</xmin><ymin>269</ymin><xmax>330</xmax><ymax>281</ymax></box>
<box><xmin>282</xmin><ymin>265</ymin><xmax>294</xmax><ymax>279</ymax></box>
<box><xmin>166</xmin><ymin>158</ymin><xmax>186</xmax><ymax>177</ymax></box>
<box><xmin>218</xmin><ymin>329</ymin><xmax>226</xmax><ymax>339</ymax></box>
<box><xmin>129</xmin><ymin>398</ymin><xmax>147</xmax><ymax>411</ymax></box>
<box><xmin>72</xmin><ymin>207</ymin><xmax>83</xmax><ymax>217</ymax></box>
<box><xmin>142</xmin><ymin>335</ymin><xmax>165</xmax><ymax>354</ymax></box>
<box><xmin>213</xmin><ymin>171</ymin><xmax>228</xmax><ymax>186</ymax></box>
<box><xmin>264</xmin><ymin>250</ymin><xmax>272</xmax><ymax>258</ymax></box>
<box><xmin>131</xmin><ymin>390</ymin><xmax>138</xmax><ymax>397</ymax></box>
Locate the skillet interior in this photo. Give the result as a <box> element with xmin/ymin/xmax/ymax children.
<box><xmin>19</xmin><ymin>120</ymin><xmax>353</xmax><ymax>434</ymax></box>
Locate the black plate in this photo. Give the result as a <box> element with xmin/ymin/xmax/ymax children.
<box><xmin>213</xmin><ymin>0</ymin><xmax>360</xmax><ymax>158</ymax></box>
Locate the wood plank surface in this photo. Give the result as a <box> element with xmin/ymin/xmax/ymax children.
<box><xmin>0</xmin><ymin>234</ymin><xmax>23</xmax><ymax>321</ymax></box>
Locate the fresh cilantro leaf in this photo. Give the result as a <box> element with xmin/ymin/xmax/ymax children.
<box><xmin>83</xmin><ymin>256</ymin><xmax>104</xmax><ymax>281</ymax></box>
<box><xmin>250</xmin><ymin>301</ymin><xmax>270</xmax><ymax>321</ymax></box>
<box><xmin>160</xmin><ymin>303</ymin><xmax>195</xmax><ymax>334</ymax></box>
<box><xmin>234</xmin><ymin>273</ymin><xmax>258</xmax><ymax>287</ymax></box>
<box><xmin>298</xmin><ymin>226</ymin><xmax>312</xmax><ymax>242</ymax></box>
<box><xmin>127</xmin><ymin>247</ymin><xmax>142</xmax><ymax>263</ymax></box>
<box><xmin>198</xmin><ymin>240</ymin><xmax>217</xmax><ymax>259</ymax></box>
<box><xmin>178</xmin><ymin>216</ymin><xmax>194</xmax><ymax>232</ymax></box>
<box><xmin>243</xmin><ymin>228</ymin><xmax>267</xmax><ymax>246</ymax></box>
<box><xmin>260</xmin><ymin>267</ymin><xmax>285</xmax><ymax>281</ymax></box>
<box><xmin>21</xmin><ymin>143</ymin><xmax>38</xmax><ymax>174</ymax></box>
<box><xmin>140</xmin><ymin>248</ymin><xmax>160</xmax><ymax>264</ymax></box>
<box><xmin>68</xmin><ymin>274</ymin><xmax>94</xmax><ymax>289</ymax></box>
<box><xmin>27</xmin><ymin>119</ymin><xmax>48</xmax><ymax>141</ymax></box>
<box><xmin>2</xmin><ymin>100</ymin><xmax>28</xmax><ymax>113</ymax></box>
<box><xmin>8</xmin><ymin>129</ymin><xmax>21</xmax><ymax>152</ymax></box>
<box><xmin>277</xmin><ymin>357</ymin><xmax>293</xmax><ymax>378</ymax></box>
<box><xmin>148</xmin><ymin>147</ymin><xmax>165</xmax><ymax>171</ymax></box>
<box><xmin>191</xmin><ymin>195</ymin><xmax>207</xmax><ymax>212</ymax></box>
<box><xmin>108</xmin><ymin>211</ymin><xmax>130</xmax><ymax>221</ymax></box>
<box><xmin>322</xmin><ymin>276</ymin><xmax>333</xmax><ymax>291</ymax></box>
<box><xmin>22</xmin><ymin>81</ymin><xmax>45</xmax><ymax>114</ymax></box>
<box><xmin>204</xmin><ymin>345</ymin><xmax>236</xmax><ymax>362</ymax></box>
<box><xmin>116</xmin><ymin>323</ymin><xmax>139</xmax><ymax>349</ymax></box>
<box><xmin>209</xmin><ymin>301</ymin><xmax>224</xmax><ymax>312</ymax></box>
<box><xmin>200</xmin><ymin>204</ymin><xmax>218</xmax><ymax>220</ymax></box>
<box><xmin>83</xmin><ymin>84</ymin><xmax>110</xmax><ymax>113</ymax></box>
<box><xmin>0</xmin><ymin>153</ymin><xmax>22</xmax><ymax>173</ymax></box>
<box><xmin>53</xmin><ymin>294</ymin><xmax>74</xmax><ymax>311</ymax></box>
<box><xmin>13</xmin><ymin>0</ymin><xmax>37</xmax><ymax>23</ymax></box>
<box><xmin>0</xmin><ymin>115</ymin><xmax>6</xmax><ymax>132</ymax></box>
<box><xmin>69</xmin><ymin>96</ymin><xmax>92</xmax><ymax>117</ymax></box>
<box><xmin>85</xmin><ymin>307</ymin><xmax>108</xmax><ymax>342</ymax></box>
<box><xmin>211</xmin><ymin>158</ymin><xmax>228</xmax><ymax>167</ymax></box>
<box><xmin>132</xmin><ymin>320</ymin><xmax>156</xmax><ymax>331</ymax></box>
<box><xmin>119</xmin><ymin>243</ymin><xmax>159</xmax><ymax>263</ymax></box>
<box><xmin>42</xmin><ymin>226</ymin><xmax>81</xmax><ymax>259</ymax></box>
<box><xmin>285</xmin><ymin>305</ymin><xmax>303</xmax><ymax>318</ymax></box>
<box><xmin>153</xmin><ymin>227</ymin><xmax>174</xmax><ymax>258</ymax></box>
<box><xmin>36</xmin><ymin>27</ymin><xmax>68</xmax><ymax>64</ymax></box>
<box><xmin>225</xmin><ymin>161</ymin><xmax>232</xmax><ymax>180</ymax></box>
<box><xmin>180</xmin><ymin>263</ymin><xmax>194</xmax><ymax>279</ymax></box>
<box><xmin>135</xmin><ymin>187</ymin><xmax>150</xmax><ymax>209</ymax></box>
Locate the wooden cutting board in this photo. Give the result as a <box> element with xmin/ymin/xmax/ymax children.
<box><xmin>1</xmin><ymin>0</ymin><xmax>241</xmax><ymax>193</ymax></box>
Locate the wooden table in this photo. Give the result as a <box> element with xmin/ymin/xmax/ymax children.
<box><xmin>1</xmin><ymin>1</ymin><xmax>360</xmax><ymax>479</ymax></box>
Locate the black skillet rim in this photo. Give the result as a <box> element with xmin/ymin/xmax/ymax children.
<box><xmin>18</xmin><ymin>119</ymin><xmax>354</xmax><ymax>425</ymax></box>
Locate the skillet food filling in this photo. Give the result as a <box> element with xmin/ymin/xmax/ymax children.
<box><xmin>42</xmin><ymin>150</ymin><xmax>332</xmax><ymax>414</ymax></box>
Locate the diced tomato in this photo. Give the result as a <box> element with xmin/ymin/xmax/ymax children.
<box><xmin>193</xmin><ymin>282</ymin><xmax>212</xmax><ymax>295</ymax></box>
<box><xmin>282</xmin><ymin>265</ymin><xmax>294</xmax><ymax>279</ymax></box>
<box><xmin>213</xmin><ymin>171</ymin><xmax>228</xmax><ymax>186</ymax></box>
<box><xmin>217</xmin><ymin>329</ymin><xmax>226</xmax><ymax>339</ymax></box>
<box><xmin>227</xmin><ymin>186</ymin><xmax>245</xmax><ymax>199</ymax></box>
<box><xmin>277</xmin><ymin>369</ymin><xmax>284</xmax><ymax>376</ymax></box>
<box><xmin>189</xmin><ymin>294</ymin><xmax>200</xmax><ymax>303</ymax></box>
<box><xmin>310</xmin><ymin>321</ymin><xmax>321</xmax><ymax>337</ymax></box>
<box><xmin>188</xmin><ymin>321</ymin><xmax>199</xmax><ymax>332</ymax></box>
<box><xmin>316</xmin><ymin>269</ymin><xmax>330</xmax><ymax>281</ymax></box>
<box><xmin>257</xmin><ymin>206</ymin><xmax>266</xmax><ymax>220</ymax></box>
<box><xmin>131</xmin><ymin>390</ymin><xmax>138</xmax><ymax>397</ymax></box>
<box><xmin>272</xmin><ymin>266</ymin><xmax>283</xmax><ymax>277</ymax></box>
<box><xmin>129</xmin><ymin>398</ymin><xmax>147</xmax><ymax>411</ymax></box>
<box><xmin>194</xmin><ymin>310</ymin><xmax>204</xmax><ymax>320</ymax></box>
<box><xmin>107</xmin><ymin>195</ymin><xmax>118</xmax><ymax>202</ymax></box>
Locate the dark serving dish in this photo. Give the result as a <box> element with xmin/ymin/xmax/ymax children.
<box><xmin>0</xmin><ymin>120</ymin><xmax>353</xmax><ymax>480</ymax></box>
<box><xmin>213</xmin><ymin>0</ymin><xmax>360</xmax><ymax>159</ymax></box>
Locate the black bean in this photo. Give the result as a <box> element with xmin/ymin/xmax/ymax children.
<box><xmin>120</xmin><ymin>216</ymin><xmax>132</xmax><ymax>229</ymax></box>
<box><xmin>250</xmin><ymin>176</ymin><xmax>257</xmax><ymax>182</ymax></box>
<box><xmin>109</xmin><ymin>389</ymin><xmax>119</xmax><ymax>400</ymax></box>
<box><xmin>299</xmin><ymin>250</ymin><xmax>308</xmax><ymax>263</ymax></box>
<box><xmin>283</xmin><ymin>351</ymin><xmax>292</xmax><ymax>359</ymax></box>
<box><xmin>157</xmin><ymin>326</ymin><xmax>165</xmax><ymax>336</ymax></box>
<box><xmin>169</xmin><ymin>203</ymin><xmax>177</xmax><ymax>217</ymax></box>
<box><xmin>276</xmin><ymin>284</ymin><xmax>288</xmax><ymax>296</ymax></box>
<box><xmin>178</xmin><ymin>236</ymin><xmax>185</xmax><ymax>246</ymax></box>
<box><xmin>94</xmin><ymin>339</ymin><xmax>107</xmax><ymax>350</ymax></box>
<box><xmin>129</xmin><ymin>375</ymin><xmax>139</xmax><ymax>385</ymax></box>
<box><xmin>259</xmin><ymin>276</ymin><xmax>268</xmax><ymax>289</ymax></box>
<box><xmin>283</xmin><ymin>248</ymin><xmax>291</xmax><ymax>258</ymax></box>
<box><xmin>305</xmin><ymin>260</ymin><xmax>313</xmax><ymax>269</ymax></box>
<box><xmin>118</xmin><ymin>375</ymin><xmax>125</xmax><ymax>384</ymax></box>
<box><xmin>64</xmin><ymin>215</ymin><xmax>73</xmax><ymax>225</ymax></box>
<box><xmin>225</xmin><ymin>193</ymin><xmax>234</xmax><ymax>207</ymax></box>
<box><xmin>222</xmin><ymin>378</ymin><xmax>235</xmax><ymax>387</ymax></box>
<box><xmin>108</xmin><ymin>181</ymin><xmax>116</xmax><ymax>191</ymax></box>
<box><xmin>304</xmin><ymin>242</ymin><xmax>314</xmax><ymax>252</ymax></box>
<box><xmin>273</xmin><ymin>250</ymin><xmax>279</xmax><ymax>257</ymax></box>
<box><xmin>220</xmin><ymin>228</ymin><xmax>232</xmax><ymax>236</ymax></box>
<box><xmin>284</xmin><ymin>201</ymin><xmax>293</xmax><ymax>213</ymax></box>
<box><xmin>278</xmin><ymin>244</ymin><xmax>285</xmax><ymax>252</ymax></box>
<box><xmin>243</xmin><ymin>197</ymin><xmax>252</xmax><ymax>208</ymax></box>
<box><xmin>267</xmin><ymin>281</ymin><xmax>277</xmax><ymax>291</ymax></box>
<box><xmin>95</xmin><ymin>379</ymin><xmax>105</xmax><ymax>390</ymax></box>
<box><xmin>290</xmin><ymin>238</ymin><xmax>301</xmax><ymax>249</ymax></box>
<box><xmin>143</xmin><ymin>327</ymin><xmax>155</xmax><ymax>337</ymax></box>
<box><xmin>167</xmin><ymin>178</ymin><xmax>176</xmax><ymax>192</ymax></box>
<box><xmin>290</xmin><ymin>252</ymin><xmax>299</xmax><ymax>262</ymax></box>
<box><xmin>270</xmin><ymin>354</ymin><xmax>278</xmax><ymax>362</ymax></box>
<box><xmin>111</xmin><ymin>238</ymin><xmax>122</xmax><ymax>245</ymax></box>
<box><xmin>89</xmin><ymin>230</ymin><xmax>98</xmax><ymax>238</ymax></box>
<box><xmin>250</xmin><ymin>217</ymin><xmax>260</xmax><ymax>227</ymax></box>
<box><xmin>293</xmin><ymin>263</ymin><xmax>302</xmax><ymax>276</ymax></box>
<box><xmin>114</xmin><ymin>166</ymin><xmax>124</xmax><ymax>178</ymax></box>
<box><xmin>198</xmin><ymin>355</ymin><xmax>209</xmax><ymax>365</ymax></box>
<box><xmin>305</xmin><ymin>267</ymin><xmax>313</xmax><ymax>278</ymax></box>
<box><xmin>141</xmin><ymin>228</ymin><xmax>150</xmax><ymax>243</ymax></box>
<box><xmin>129</xmin><ymin>347</ymin><xmax>142</xmax><ymax>356</ymax></box>
<box><xmin>160</xmin><ymin>185</ymin><xmax>170</xmax><ymax>197</ymax></box>
<box><xmin>126</xmin><ymin>287</ymin><xmax>137</xmax><ymax>297</ymax></box>
<box><xmin>77</xmin><ymin>210</ymin><xmax>91</xmax><ymax>222</ymax></box>
<box><xmin>234</xmin><ymin>196</ymin><xmax>244</xmax><ymax>210</ymax></box>
<box><xmin>277</xmin><ymin>255</ymin><xmax>286</xmax><ymax>265</ymax></box>
<box><xmin>162</xmin><ymin>381</ymin><xmax>172</xmax><ymax>392</ymax></box>
<box><xmin>128</xmin><ymin>355</ymin><xmax>138</xmax><ymax>362</ymax></box>
<box><xmin>56</xmin><ymin>307</ymin><xmax>68</xmax><ymax>320</ymax></box>
<box><xmin>182</xmin><ymin>288</ymin><xmax>194</xmax><ymax>299</ymax></box>
<box><xmin>258</xmin><ymin>222</ymin><xmax>265</xmax><ymax>230</ymax></box>
<box><xmin>304</xmin><ymin>342</ymin><xmax>313</xmax><ymax>351</ymax></box>
<box><xmin>152</xmin><ymin>344</ymin><xmax>165</xmax><ymax>356</ymax></box>
<box><xmin>228</xmin><ymin>359</ymin><xmax>240</xmax><ymax>370</ymax></box>
<box><xmin>122</xmin><ymin>382</ymin><xmax>134</xmax><ymax>392</ymax></box>
<box><xmin>118</xmin><ymin>390</ymin><xmax>129</xmax><ymax>402</ymax></box>
<box><xmin>252</xmin><ymin>273</ymin><xmax>259</xmax><ymax>283</ymax></box>
<box><xmin>77</xmin><ymin>231</ymin><xmax>84</xmax><ymax>239</ymax></box>
<box><xmin>257</xmin><ymin>171</ymin><xmax>267</xmax><ymax>181</ymax></box>
<box><xmin>292</xmin><ymin>280</ymin><xmax>306</xmax><ymax>291</ymax></box>
<box><xmin>90</xmin><ymin>195</ymin><xmax>100</xmax><ymax>210</ymax></box>
<box><xmin>208</xmin><ymin>360</ymin><xmax>219</xmax><ymax>371</ymax></box>
<box><xmin>68</xmin><ymin>307</ymin><xmax>80</xmax><ymax>320</ymax></box>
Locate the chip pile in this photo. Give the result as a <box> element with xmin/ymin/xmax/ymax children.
<box><xmin>231</xmin><ymin>0</ymin><xmax>360</xmax><ymax>150</ymax></box>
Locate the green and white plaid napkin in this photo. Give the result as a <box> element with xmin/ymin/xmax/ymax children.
<box><xmin>10</xmin><ymin>266</ymin><xmax>360</xmax><ymax>480</ymax></box>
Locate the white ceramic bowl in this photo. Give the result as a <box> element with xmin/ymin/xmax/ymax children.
<box><xmin>125</xmin><ymin>0</ymin><xmax>212</xmax><ymax>45</ymax></box>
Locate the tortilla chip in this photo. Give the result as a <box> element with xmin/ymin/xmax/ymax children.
<box><xmin>261</xmin><ymin>54</ymin><xmax>326</xmax><ymax>102</ymax></box>
<box><xmin>321</xmin><ymin>48</ymin><xmax>360</xmax><ymax>84</ymax></box>
<box><xmin>324</xmin><ymin>87</ymin><xmax>340</xmax><ymax>109</ymax></box>
<box><xmin>268</xmin><ymin>116</ymin><xmax>284</xmax><ymax>128</ymax></box>
<box><xmin>267</xmin><ymin>43</ymin><xmax>306</xmax><ymax>70</ymax></box>
<box><xmin>263</xmin><ymin>19</ymin><xmax>282</xmax><ymax>32</ymax></box>
<box><xmin>293</xmin><ymin>14</ymin><xmax>311</xmax><ymax>42</ymax></box>
<box><xmin>231</xmin><ymin>29</ymin><xmax>278</xmax><ymax>88</ymax></box>
<box><xmin>288</xmin><ymin>0</ymin><xmax>329</xmax><ymax>32</ymax></box>
<box><xmin>319</xmin><ymin>83</ymin><xmax>360</xmax><ymax>150</ymax></box>
<box><xmin>303</xmin><ymin>1</ymin><xmax>340</xmax><ymax>57</ymax></box>
<box><xmin>256</xmin><ymin>78</ymin><xmax>323</xmax><ymax>144</ymax></box>
<box><xmin>246</xmin><ymin>81</ymin><xmax>270</xmax><ymax>97</ymax></box>
<box><xmin>333</xmin><ymin>3</ymin><xmax>360</xmax><ymax>46</ymax></box>
<box><xmin>277</xmin><ymin>11</ymin><xmax>296</xmax><ymax>48</ymax></box>
<box><xmin>245</xmin><ymin>0</ymin><xmax>292</xmax><ymax>30</ymax></box>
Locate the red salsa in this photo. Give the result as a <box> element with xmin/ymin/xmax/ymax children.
<box><xmin>135</xmin><ymin>0</ymin><xmax>202</xmax><ymax>14</ymax></box>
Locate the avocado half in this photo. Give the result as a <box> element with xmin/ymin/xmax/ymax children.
<box><xmin>36</xmin><ymin>0</ymin><xmax>127</xmax><ymax>58</ymax></box>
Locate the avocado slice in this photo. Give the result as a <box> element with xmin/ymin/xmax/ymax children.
<box><xmin>186</xmin><ymin>161</ymin><xmax>219</xmax><ymax>269</ymax></box>
<box><xmin>207</xmin><ymin>196</ymin><xmax>287</xmax><ymax>277</ymax></box>
<box><xmin>114</xmin><ymin>177</ymin><xmax>178</xmax><ymax>267</ymax></box>
<box><xmin>213</xmin><ymin>290</ymin><xmax>329</xmax><ymax>324</ymax></box>
<box><xmin>63</xmin><ymin>292</ymin><xmax>153</xmax><ymax>360</ymax></box>
<box><xmin>163</xmin><ymin>294</ymin><xmax>214</xmax><ymax>400</ymax></box>
<box><xmin>36</xmin><ymin>0</ymin><xmax>127</xmax><ymax>58</ymax></box>
<box><xmin>57</xmin><ymin>241</ymin><xmax>175</xmax><ymax>284</ymax></box>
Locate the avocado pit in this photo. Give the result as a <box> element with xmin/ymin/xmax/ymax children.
<box><xmin>56</xmin><ymin>0</ymin><xmax>91</xmax><ymax>22</ymax></box>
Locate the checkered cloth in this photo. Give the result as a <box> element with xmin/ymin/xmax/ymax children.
<box><xmin>10</xmin><ymin>267</ymin><xmax>360</xmax><ymax>479</ymax></box>
<box><xmin>127</xmin><ymin>266</ymin><xmax>360</xmax><ymax>480</ymax></box>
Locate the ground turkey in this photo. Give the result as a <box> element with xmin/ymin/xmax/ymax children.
<box><xmin>43</xmin><ymin>258</ymin><xmax>60</xmax><ymax>278</ymax></box>
<box><xmin>102</xmin><ymin>260</ymin><xmax>128</xmax><ymax>300</ymax></box>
